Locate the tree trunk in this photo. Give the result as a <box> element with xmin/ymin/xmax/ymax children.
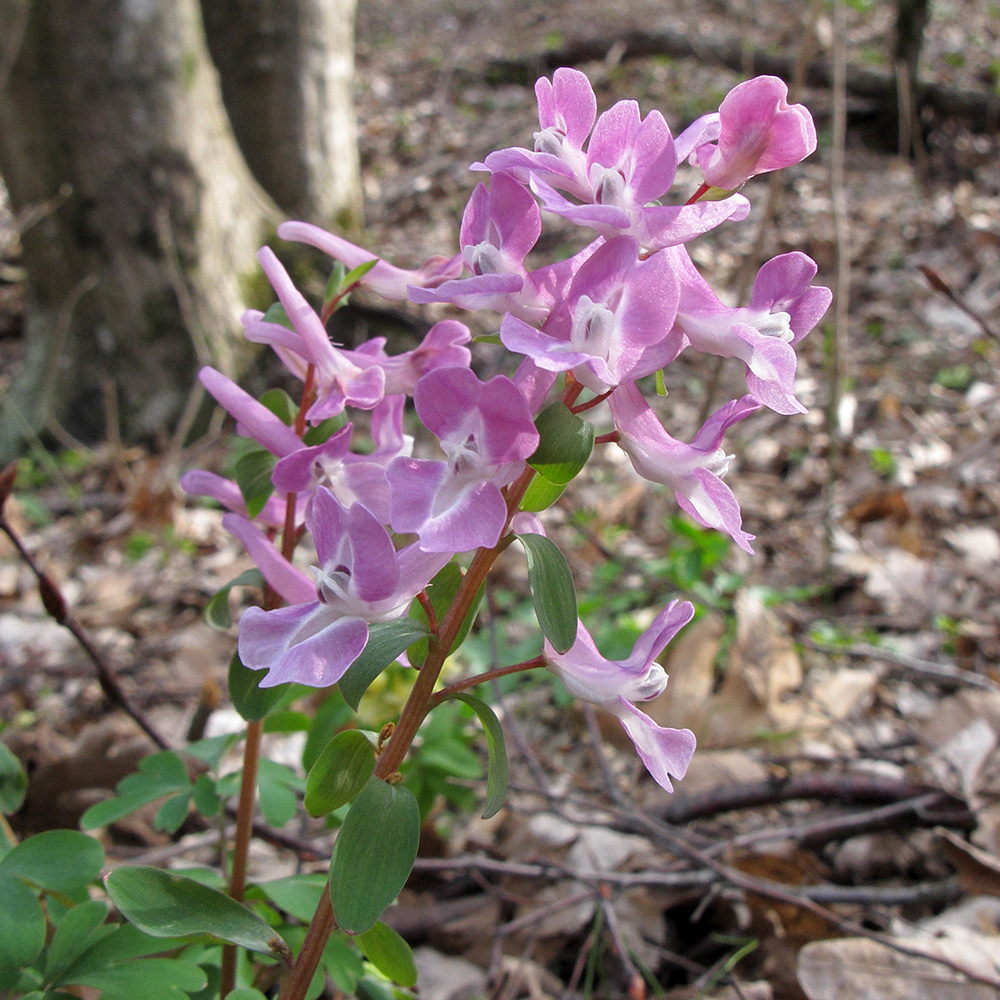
<box><xmin>0</xmin><ymin>0</ymin><xmax>281</xmax><ymax>457</ymax></box>
<box><xmin>201</xmin><ymin>0</ymin><xmax>362</xmax><ymax>229</ymax></box>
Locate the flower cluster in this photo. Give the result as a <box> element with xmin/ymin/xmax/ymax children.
<box><xmin>184</xmin><ymin>69</ymin><xmax>829</xmax><ymax>792</ymax></box>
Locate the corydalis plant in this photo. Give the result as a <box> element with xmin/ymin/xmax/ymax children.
<box><xmin>179</xmin><ymin>67</ymin><xmax>830</xmax><ymax>999</ymax></box>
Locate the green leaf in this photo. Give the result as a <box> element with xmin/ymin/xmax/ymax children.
<box><xmin>233</xmin><ymin>447</ymin><xmax>276</xmax><ymax>519</ymax></box>
<box><xmin>228</xmin><ymin>648</ymin><xmax>290</xmax><ymax>722</ymax></box>
<box><xmin>190</xmin><ymin>774</ymin><xmax>222</xmax><ymax>818</ymax></box>
<box><xmin>56</xmin><ymin>923</ymin><xmax>189</xmax><ymax>978</ymax></box>
<box><xmin>261</xmin><ymin>302</ymin><xmax>293</xmax><ymax>329</ymax></box>
<box><xmin>355</xmin><ymin>922</ymin><xmax>417</xmax><ymax>987</ymax></box>
<box><xmin>105</xmin><ymin>866</ymin><xmax>286</xmax><ymax>955</ymax></box>
<box><xmin>325</xmin><ymin>262</ymin><xmax>347</xmax><ymax>301</ymax></box>
<box><xmin>45</xmin><ymin>900</ymin><xmax>110</xmax><ymax>982</ymax></box>
<box><xmin>226</xmin><ymin>989</ymin><xmax>270</xmax><ymax>1000</ymax></box>
<box><xmin>0</xmin><ymin>742</ymin><xmax>28</xmax><ymax>815</ymax></box>
<box><xmin>406</xmin><ymin>562</ymin><xmax>481</xmax><ymax>668</ymax></box>
<box><xmin>185</xmin><ymin>733</ymin><xmax>241</xmax><ymax>768</ymax></box>
<box><xmin>302</xmin><ymin>414</ymin><xmax>346</xmax><ymax>446</ymax></box>
<box><xmin>263</xmin><ymin>709</ymin><xmax>311</xmax><ymax>734</ymax></box>
<box><xmin>519</xmin><ymin>473</ymin><xmax>565</xmax><ymax>513</ymax></box>
<box><xmin>323</xmin><ymin>935</ymin><xmax>364</xmax><ymax>993</ymax></box>
<box><xmin>339</xmin><ymin>619</ymin><xmax>429</xmax><ymax>711</ymax></box>
<box><xmin>69</xmin><ymin>957</ymin><xmax>207</xmax><ymax>1000</ymax></box>
<box><xmin>154</xmin><ymin>791</ymin><xmax>191</xmax><ymax>834</ymax></box>
<box><xmin>329</xmin><ymin>777</ymin><xmax>420</xmax><ymax>933</ymax></box>
<box><xmin>0</xmin><ymin>873</ymin><xmax>45</xmax><ymax>971</ymax></box>
<box><xmin>258</xmin><ymin>874</ymin><xmax>327</xmax><ymax>923</ymax></box>
<box><xmin>257</xmin><ymin>759</ymin><xmax>302</xmax><ymax>828</ymax></box>
<box><xmin>304</xmin><ymin>730</ymin><xmax>374</xmax><ymax>817</ymax></box>
<box><xmin>203</xmin><ymin>569</ymin><xmax>264</xmax><ymax>630</ymax></box>
<box><xmin>450</xmin><ymin>694</ymin><xmax>509</xmax><ymax>818</ymax></box>
<box><xmin>80</xmin><ymin>752</ymin><xmax>190</xmax><ymax>831</ymax></box>
<box><xmin>258</xmin><ymin>388</ymin><xmax>297</xmax><ymax>425</ymax></box>
<box><xmin>0</xmin><ymin>830</ymin><xmax>105</xmax><ymax>893</ymax></box>
<box><xmin>341</xmin><ymin>258</ymin><xmax>378</xmax><ymax>289</ymax></box>
<box><xmin>301</xmin><ymin>691</ymin><xmax>354</xmax><ymax>773</ymax></box>
<box><xmin>528</xmin><ymin>402</ymin><xmax>595</xmax><ymax>485</ymax></box>
<box><xmin>516</xmin><ymin>533</ymin><xmax>578</xmax><ymax>653</ymax></box>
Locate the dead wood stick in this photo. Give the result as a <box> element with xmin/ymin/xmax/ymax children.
<box><xmin>724</xmin><ymin>792</ymin><xmax>973</xmax><ymax>853</ymax></box>
<box><xmin>660</xmin><ymin>771</ymin><xmax>967</xmax><ymax>825</ymax></box>
<box><xmin>616</xmin><ymin>807</ymin><xmax>1000</xmax><ymax>989</ymax></box>
<box><xmin>800</xmin><ymin>635</ymin><xmax>1000</xmax><ymax>692</ymax></box>
<box><xmin>0</xmin><ymin>494</ymin><xmax>172</xmax><ymax>751</ymax></box>
<box><xmin>478</xmin><ymin>30</ymin><xmax>1000</xmax><ymax>132</ymax></box>
<box><xmin>919</xmin><ymin>265</ymin><xmax>1000</xmax><ymax>343</ymax></box>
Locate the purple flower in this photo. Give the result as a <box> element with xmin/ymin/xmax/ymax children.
<box><xmin>526</xmin><ymin>96</ymin><xmax>751</xmax><ymax>251</ymax></box>
<box><xmin>388</xmin><ymin>367</ymin><xmax>539</xmax><ymax>552</ymax></box>
<box><xmin>409</xmin><ymin>174</ymin><xmax>542</xmax><ymax>318</ymax></box>
<box><xmin>694</xmin><ymin>76</ymin><xmax>817</xmax><ymax>191</ymax></box>
<box><xmin>477</xmin><ymin>68</ymin><xmax>750</xmax><ymax>253</ymax></box>
<box><xmin>245</xmin><ymin>248</ymin><xmax>385</xmax><ymax>419</ymax></box>
<box><xmin>222</xmin><ymin>513</ymin><xmax>316</xmax><ymax>607</ymax></box>
<box><xmin>271</xmin><ymin>395</ymin><xmax>413</xmax><ymax>524</ymax></box>
<box><xmin>343</xmin><ymin>320</ymin><xmax>474</xmax><ymax>397</ymax></box>
<box><xmin>472</xmin><ymin>67</ymin><xmax>597</xmax><ymax>198</ymax></box>
<box><xmin>277</xmin><ymin>221</ymin><xmax>465</xmax><ymax>302</ymax></box>
<box><xmin>180</xmin><ymin>470</ymin><xmax>294</xmax><ymax>529</ymax></box>
<box><xmin>672</xmin><ymin>248</ymin><xmax>830</xmax><ymax>415</ymax></box>
<box><xmin>500</xmin><ymin>236</ymin><xmax>683</xmax><ymax>393</ymax></box>
<box><xmin>609</xmin><ymin>381</ymin><xmax>761</xmax><ymax>553</ymax></box>
<box><xmin>236</xmin><ymin>489</ymin><xmax>448</xmax><ymax>688</ymax></box>
<box><xmin>198</xmin><ymin>366</ymin><xmax>303</xmax><ymax>457</ymax></box>
<box><xmin>546</xmin><ymin>601</ymin><xmax>697</xmax><ymax>791</ymax></box>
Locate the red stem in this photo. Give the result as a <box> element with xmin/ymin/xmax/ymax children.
<box><xmin>277</xmin><ymin>466</ymin><xmax>538</xmax><ymax>998</ymax></box>
<box><xmin>686</xmin><ymin>181</ymin><xmax>710</xmax><ymax>204</ymax></box>
<box><xmin>429</xmin><ymin>655</ymin><xmax>547</xmax><ymax>706</ymax></box>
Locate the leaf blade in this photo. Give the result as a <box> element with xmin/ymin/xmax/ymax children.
<box><xmin>328</xmin><ymin>777</ymin><xmax>420</xmax><ymax>933</ymax></box>
<box><xmin>104</xmin><ymin>866</ymin><xmax>285</xmax><ymax>955</ymax></box>
<box><xmin>517</xmin><ymin>533</ymin><xmax>578</xmax><ymax>653</ymax></box>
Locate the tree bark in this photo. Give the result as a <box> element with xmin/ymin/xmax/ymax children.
<box><xmin>0</xmin><ymin>0</ymin><xmax>282</xmax><ymax>457</ymax></box>
<box><xmin>201</xmin><ymin>0</ymin><xmax>362</xmax><ymax>228</ymax></box>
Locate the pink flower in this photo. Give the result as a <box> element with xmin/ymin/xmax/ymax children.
<box><xmin>236</xmin><ymin>489</ymin><xmax>448</xmax><ymax>688</ymax></box>
<box><xmin>609</xmin><ymin>381</ymin><xmax>761</xmax><ymax>553</ymax></box>
<box><xmin>500</xmin><ymin>236</ymin><xmax>683</xmax><ymax>393</ymax></box>
<box><xmin>388</xmin><ymin>367</ymin><xmax>539</xmax><ymax>552</ymax></box>
<box><xmin>277</xmin><ymin>221</ymin><xmax>464</xmax><ymax>302</ymax></box>
<box><xmin>694</xmin><ymin>76</ymin><xmax>816</xmax><ymax>191</ymax></box>
<box><xmin>546</xmin><ymin>601</ymin><xmax>697</xmax><ymax>791</ymax></box>
<box><xmin>672</xmin><ymin>247</ymin><xmax>831</xmax><ymax>415</ymax></box>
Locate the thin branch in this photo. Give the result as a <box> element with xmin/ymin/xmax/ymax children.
<box><xmin>799</xmin><ymin>635</ymin><xmax>1000</xmax><ymax>693</ymax></box>
<box><xmin>659</xmin><ymin>770</ymin><xmax>968</xmax><ymax>825</ymax></box>
<box><xmin>0</xmin><ymin>511</ymin><xmax>171</xmax><ymax>751</ymax></box>
<box><xmin>919</xmin><ymin>265</ymin><xmax>1000</xmax><ymax>343</ymax></box>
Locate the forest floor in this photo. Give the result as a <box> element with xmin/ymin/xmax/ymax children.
<box><xmin>3</xmin><ymin>1</ymin><xmax>1000</xmax><ymax>998</ymax></box>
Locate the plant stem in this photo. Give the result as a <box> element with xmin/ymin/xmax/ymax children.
<box><xmin>223</xmin><ymin>395</ymin><xmax>309</xmax><ymax>995</ymax></box>
<box><xmin>278</xmin><ymin>465</ymin><xmax>537</xmax><ymax>999</ymax></box>
<box><xmin>429</xmin><ymin>655</ymin><xmax>547</xmax><ymax>706</ymax></box>
<box><xmin>276</xmin><ymin>890</ymin><xmax>336</xmax><ymax>1000</ymax></box>
<box><xmin>220</xmin><ymin>717</ymin><xmax>265</xmax><ymax>997</ymax></box>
